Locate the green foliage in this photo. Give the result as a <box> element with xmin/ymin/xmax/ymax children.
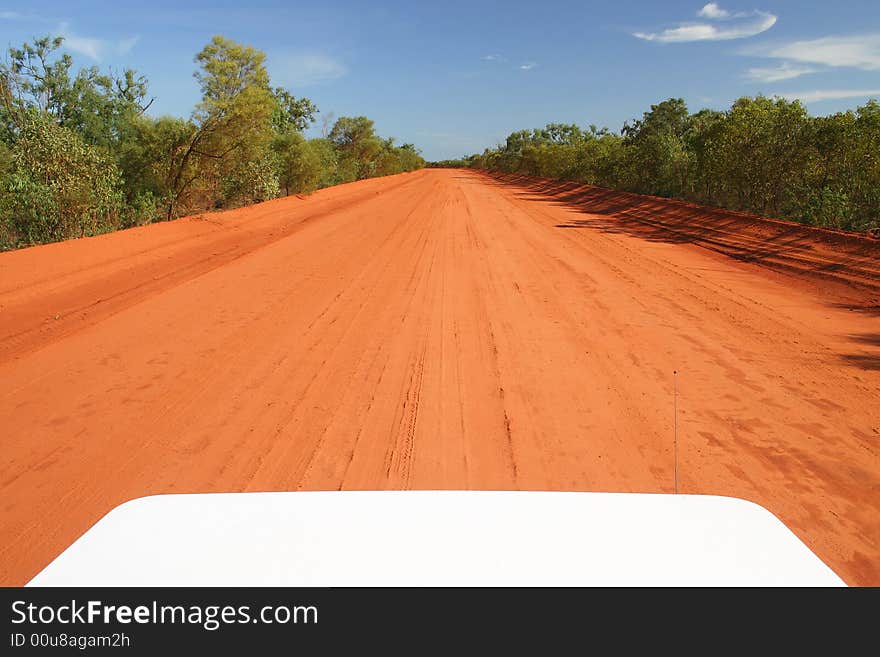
<box><xmin>467</xmin><ymin>95</ymin><xmax>880</xmax><ymax>233</ymax></box>
<box><xmin>184</xmin><ymin>35</ymin><xmax>278</xmax><ymax>211</ymax></box>
<box><xmin>215</xmin><ymin>147</ymin><xmax>280</xmax><ymax>205</ymax></box>
<box><xmin>800</xmin><ymin>187</ymin><xmax>853</xmax><ymax>230</ymax></box>
<box><xmin>327</xmin><ymin>117</ymin><xmax>424</xmax><ymax>182</ymax></box>
<box><xmin>2</xmin><ymin>111</ymin><xmax>123</xmax><ymax>247</ymax></box>
<box><xmin>306</xmin><ymin>138</ymin><xmax>341</xmax><ymax>188</ymax></box>
<box><xmin>707</xmin><ymin>96</ymin><xmax>813</xmax><ymax>217</ymax></box>
<box><xmin>123</xmin><ymin>190</ymin><xmax>160</xmax><ymax>228</ymax></box>
<box><xmin>2</xmin><ymin>36</ymin><xmax>151</xmax><ymax>152</ymax></box>
<box><xmin>0</xmin><ymin>32</ymin><xmax>423</xmax><ymax>250</ymax></box>
<box><xmin>273</xmin><ymin>131</ymin><xmax>324</xmax><ymax>194</ymax></box>
<box><xmin>194</xmin><ymin>36</ymin><xmax>271</xmax><ymax>115</ymax></box>
<box><xmin>428</xmin><ymin>158</ymin><xmax>468</xmax><ymax>168</ymax></box>
<box><xmin>0</xmin><ymin>140</ymin><xmax>11</xmax><ymax>173</ymax></box>
<box><xmin>271</xmin><ymin>88</ymin><xmax>317</xmax><ymax>134</ymax></box>
<box><xmin>395</xmin><ymin>143</ymin><xmax>425</xmax><ymax>173</ymax></box>
<box><xmin>329</xmin><ymin>116</ymin><xmax>381</xmax><ymax>180</ymax></box>
<box><xmin>621</xmin><ymin>98</ymin><xmax>690</xmax><ymax>197</ymax></box>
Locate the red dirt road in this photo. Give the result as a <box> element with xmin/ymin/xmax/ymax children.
<box><xmin>1</xmin><ymin>169</ymin><xmax>878</xmax><ymax>585</ymax></box>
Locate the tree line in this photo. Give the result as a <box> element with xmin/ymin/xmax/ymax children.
<box><xmin>454</xmin><ymin>96</ymin><xmax>879</xmax><ymax>234</ymax></box>
<box><xmin>0</xmin><ymin>35</ymin><xmax>425</xmax><ymax>249</ymax></box>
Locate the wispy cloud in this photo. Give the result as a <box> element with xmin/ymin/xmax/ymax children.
<box><xmin>752</xmin><ymin>34</ymin><xmax>880</xmax><ymax>71</ymax></box>
<box><xmin>117</xmin><ymin>36</ymin><xmax>140</xmax><ymax>55</ymax></box>
<box><xmin>778</xmin><ymin>89</ymin><xmax>880</xmax><ymax>103</ymax></box>
<box><xmin>63</xmin><ymin>32</ymin><xmax>103</xmax><ymax>60</ymax></box>
<box><xmin>0</xmin><ymin>10</ymin><xmax>43</xmax><ymax>21</ymax></box>
<box><xmin>1</xmin><ymin>10</ymin><xmax>54</xmax><ymax>25</ymax></box>
<box><xmin>634</xmin><ymin>4</ymin><xmax>777</xmax><ymax>43</ymax></box>
<box><xmin>745</xmin><ymin>63</ymin><xmax>818</xmax><ymax>82</ymax></box>
<box><xmin>57</xmin><ymin>23</ymin><xmax>140</xmax><ymax>61</ymax></box>
<box><xmin>481</xmin><ymin>54</ymin><xmax>535</xmax><ymax>72</ymax></box>
<box><xmin>273</xmin><ymin>53</ymin><xmax>347</xmax><ymax>87</ymax></box>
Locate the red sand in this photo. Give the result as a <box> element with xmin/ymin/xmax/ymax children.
<box><xmin>1</xmin><ymin>169</ymin><xmax>878</xmax><ymax>585</ymax></box>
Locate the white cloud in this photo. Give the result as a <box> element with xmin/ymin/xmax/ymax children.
<box><xmin>746</xmin><ymin>62</ymin><xmax>818</xmax><ymax>82</ymax></box>
<box><xmin>634</xmin><ymin>7</ymin><xmax>777</xmax><ymax>43</ymax></box>
<box><xmin>482</xmin><ymin>54</ymin><xmax>506</xmax><ymax>62</ymax></box>
<box><xmin>778</xmin><ymin>89</ymin><xmax>880</xmax><ymax>103</ymax></box>
<box><xmin>274</xmin><ymin>53</ymin><xmax>347</xmax><ymax>87</ymax></box>
<box><xmin>519</xmin><ymin>62</ymin><xmax>537</xmax><ymax>70</ymax></box>
<box><xmin>697</xmin><ymin>3</ymin><xmax>731</xmax><ymax>20</ymax></box>
<box><xmin>0</xmin><ymin>11</ymin><xmax>44</xmax><ymax>21</ymax></box>
<box><xmin>57</xmin><ymin>23</ymin><xmax>140</xmax><ymax>61</ymax></box>
<box><xmin>117</xmin><ymin>36</ymin><xmax>140</xmax><ymax>55</ymax></box>
<box><xmin>62</xmin><ymin>33</ymin><xmax>103</xmax><ymax>61</ymax></box>
<box><xmin>756</xmin><ymin>34</ymin><xmax>880</xmax><ymax>71</ymax></box>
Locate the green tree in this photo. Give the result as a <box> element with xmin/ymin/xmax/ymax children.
<box><xmin>329</xmin><ymin>116</ymin><xmax>383</xmax><ymax>180</ymax></box>
<box><xmin>712</xmin><ymin>96</ymin><xmax>812</xmax><ymax>217</ymax></box>
<box><xmin>682</xmin><ymin>108</ymin><xmax>726</xmax><ymax>203</ymax></box>
<box><xmin>271</xmin><ymin>87</ymin><xmax>317</xmax><ymax>133</ymax></box>
<box><xmin>160</xmin><ymin>35</ymin><xmax>277</xmax><ymax>217</ymax></box>
<box><xmin>622</xmin><ymin>98</ymin><xmax>691</xmax><ymax>197</ymax></box>
<box><xmin>307</xmin><ymin>137</ymin><xmax>340</xmax><ymax>188</ymax></box>
<box><xmin>273</xmin><ymin>131</ymin><xmax>322</xmax><ymax>194</ymax></box>
<box><xmin>0</xmin><ymin>33</ymin><xmax>421</xmax><ymax>249</ymax></box>
<box><xmin>1</xmin><ymin>36</ymin><xmax>152</xmax><ymax>152</ymax></box>
<box><xmin>466</xmin><ymin>95</ymin><xmax>877</xmax><ymax>234</ymax></box>
<box><xmin>2</xmin><ymin>111</ymin><xmax>123</xmax><ymax>246</ymax></box>
<box><xmin>851</xmin><ymin>100</ymin><xmax>880</xmax><ymax>230</ymax></box>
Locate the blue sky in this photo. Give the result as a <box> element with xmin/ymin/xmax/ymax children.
<box><xmin>1</xmin><ymin>1</ymin><xmax>879</xmax><ymax>160</ymax></box>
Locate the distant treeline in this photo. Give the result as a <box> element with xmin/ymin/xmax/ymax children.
<box><xmin>452</xmin><ymin>97</ymin><xmax>880</xmax><ymax>233</ymax></box>
<box><xmin>427</xmin><ymin>160</ymin><xmax>471</xmax><ymax>169</ymax></box>
<box><xmin>0</xmin><ymin>35</ymin><xmax>425</xmax><ymax>250</ymax></box>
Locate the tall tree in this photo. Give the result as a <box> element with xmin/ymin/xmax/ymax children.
<box><xmin>164</xmin><ymin>35</ymin><xmax>277</xmax><ymax>217</ymax></box>
<box><xmin>622</xmin><ymin>98</ymin><xmax>691</xmax><ymax>197</ymax></box>
<box><xmin>329</xmin><ymin>116</ymin><xmax>382</xmax><ymax>180</ymax></box>
<box><xmin>1</xmin><ymin>36</ymin><xmax>151</xmax><ymax>149</ymax></box>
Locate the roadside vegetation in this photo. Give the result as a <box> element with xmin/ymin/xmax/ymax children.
<box><xmin>456</xmin><ymin>97</ymin><xmax>880</xmax><ymax>234</ymax></box>
<box><xmin>0</xmin><ymin>35</ymin><xmax>425</xmax><ymax>250</ymax></box>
